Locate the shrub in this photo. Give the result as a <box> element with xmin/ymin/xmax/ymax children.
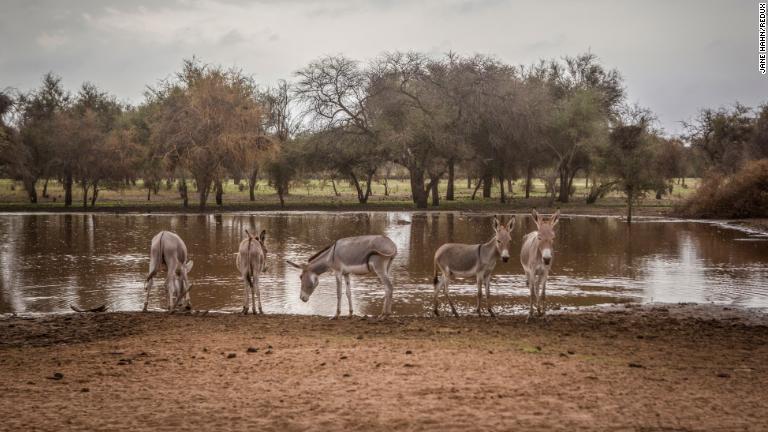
<box><xmin>679</xmin><ymin>159</ymin><xmax>768</xmax><ymax>218</ymax></box>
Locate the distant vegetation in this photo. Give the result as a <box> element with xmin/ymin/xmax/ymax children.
<box><xmin>0</xmin><ymin>52</ymin><xmax>766</xmax><ymax>219</ymax></box>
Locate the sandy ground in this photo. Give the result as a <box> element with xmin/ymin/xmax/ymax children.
<box><xmin>1</xmin><ymin>304</ymin><xmax>767</xmax><ymax>432</ymax></box>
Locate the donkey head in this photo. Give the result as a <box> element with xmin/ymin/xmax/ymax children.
<box><xmin>286</xmin><ymin>260</ymin><xmax>319</xmax><ymax>302</ymax></box>
<box><xmin>246</xmin><ymin>228</ymin><xmax>268</xmax><ymax>272</ymax></box>
<box><xmin>531</xmin><ymin>208</ymin><xmax>560</xmax><ymax>266</ymax></box>
<box><xmin>492</xmin><ymin>216</ymin><xmax>516</xmax><ymax>263</ymax></box>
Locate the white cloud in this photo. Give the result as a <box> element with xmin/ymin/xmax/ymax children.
<box><xmin>36</xmin><ymin>32</ymin><xmax>68</xmax><ymax>49</ymax></box>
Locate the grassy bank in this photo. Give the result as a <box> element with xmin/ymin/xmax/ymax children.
<box><xmin>0</xmin><ymin>177</ymin><xmax>699</xmax><ymax>214</ymax></box>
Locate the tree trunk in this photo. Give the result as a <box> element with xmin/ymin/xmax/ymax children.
<box><xmin>64</xmin><ymin>172</ymin><xmax>73</xmax><ymax>207</ymax></box>
<box><xmin>524</xmin><ymin>162</ymin><xmax>533</xmax><ymax>199</ymax></box>
<box><xmin>507</xmin><ymin>179</ymin><xmax>513</xmax><ymax>197</ymax></box>
<box><xmin>482</xmin><ymin>173</ymin><xmax>492</xmax><ymax>198</ymax></box>
<box><xmin>90</xmin><ymin>181</ymin><xmax>99</xmax><ymax>207</ymax></box>
<box><xmin>498</xmin><ymin>174</ymin><xmax>506</xmax><ymax>204</ymax></box>
<box><xmin>197</xmin><ymin>179</ymin><xmax>210</xmax><ymax>210</ymax></box>
<box><xmin>430</xmin><ymin>176</ymin><xmax>440</xmax><ymax>207</ymax></box>
<box><xmin>147</xmin><ymin>185</ymin><xmax>152</xmax><ymax>201</ymax></box>
<box><xmin>446</xmin><ymin>159</ymin><xmax>455</xmax><ymax>201</ymax></box>
<box><xmin>558</xmin><ymin>167</ymin><xmax>570</xmax><ymax>203</ymax></box>
<box><xmin>471</xmin><ymin>178</ymin><xmax>483</xmax><ymax>200</ymax></box>
<box><xmin>22</xmin><ymin>176</ymin><xmax>38</xmax><ymax>204</ymax></box>
<box><xmin>215</xmin><ymin>180</ymin><xmax>223</xmax><ymax>206</ymax></box>
<box><xmin>627</xmin><ymin>189</ymin><xmax>633</xmax><ymax>223</ymax></box>
<box><xmin>330</xmin><ymin>177</ymin><xmax>340</xmax><ymax>197</ymax></box>
<box><xmin>178</xmin><ymin>178</ymin><xmax>189</xmax><ymax>208</ymax></box>
<box><xmin>248</xmin><ymin>168</ymin><xmax>258</xmax><ymax>201</ymax></box>
<box><xmin>467</xmin><ymin>177</ymin><xmax>472</xmax><ymax>189</ymax></box>
<box><xmin>364</xmin><ymin>172</ymin><xmax>373</xmax><ymax>202</ymax></box>
<box><xmin>81</xmin><ymin>181</ymin><xmax>89</xmax><ymax>208</ymax></box>
<box><xmin>409</xmin><ymin>168</ymin><xmax>428</xmax><ymax>209</ymax></box>
<box><xmin>42</xmin><ymin>178</ymin><xmax>49</xmax><ymax>198</ymax></box>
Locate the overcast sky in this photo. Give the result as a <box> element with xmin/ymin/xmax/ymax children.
<box><xmin>1</xmin><ymin>0</ymin><xmax>765</xmax><ymax>134</ymax></box>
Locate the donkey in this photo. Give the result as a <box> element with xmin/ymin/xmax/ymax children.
<box><xmin>235</xmin><ymin>229</ymin><xmax>268</xmax><ymax>315</ymax></box>
<box><xmin>520</xmin><ymin>209</ymin><xmax>560</xmax><ymax>320</ymax></box>
<box><xmin>286</xmin><ymin>235</ymin><xmax>397</xmax><ymax>319</ymax></box>
<box><xmin>432</xmin><ymin>216</ymin><xmax>515</xmax><ymax>317</ymax></box>
<box><xmin>143</xmin><ymin>231</ymin><xmax>194</xmax><ymax>312</ymax></box>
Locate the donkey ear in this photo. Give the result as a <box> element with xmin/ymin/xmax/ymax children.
<box><xmin>492</xmin><ymin>216</ymin><xmax>500</xmax><ymax>232</ymax></box>
<box><xmin>245</xmin><ymin>228</ymin><xmax>252</xmax><ymax>238</ymax></box>
<box><xmin>506</xmin><ymin>217</ymin><xmax>516</xmax><ymax>231</ymax></box>
<box><xmin>286</xmin><ymin>260</ymin><xmax>304</xmax><ymax>269</ymax></box>
<box><xmin>551</xmin><ymin>208</ymin><xmax>561</xmax><ymax>227</ymax></box>
<box><xmin>531</xmin><ymin>209</ymin><xmax>540</xmax><ymax>227</ymax></box>
<box><xmin>259</xmin><ymin>230</ymin><xmax>267</xmax><ymax>242</ymax></box>
<box><xmin>184</xmin><ymin>260</ymin><xmax>194</xmax><ymax>273</ymax></box>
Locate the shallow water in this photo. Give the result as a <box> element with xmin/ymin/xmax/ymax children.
<box><xmin>1</xmin><ymin>212</ymin><xmax>766</xmax><ymax>315</ymax></box>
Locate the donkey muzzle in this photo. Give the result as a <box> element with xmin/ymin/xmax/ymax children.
<box><xmin>543</xmin><ymin>257</ymin><xmax>551</xmax><ymax>265</ymax></box>
<box><xmin>502</xmin><ymin>256</ymin><xmax>509</xmax><ymax>263</ymax></box>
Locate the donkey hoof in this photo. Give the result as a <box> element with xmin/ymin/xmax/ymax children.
<box><xmin>433</xmin><ymin>309</ymin><xmax>440</xmax><ymax>317</ymax></box>
<box><xmin>330</xmin><ymin>315</ymin><xmax>339</xmax><ymax>321</ymax></box>
<box><xmin>488</xmin><ymin>310</ymin><xmax>496</xmax><ymax>318</ymax></box>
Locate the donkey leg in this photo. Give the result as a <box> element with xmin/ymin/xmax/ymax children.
<box><xmin>241</xmin><ymin>276</ymin><xmax>250</xmax><ymax>314</ymax></box>
<box><xmin>143</xmin><ymin>269</ymin><xmax>157</xmax><ymax>312</ymax></box>
<box><xmin>250</xmin><ymin>275</ymin><xmax>258</xmax><ymax>315</ymax></box>
<box><xmin>484</xmin><ymin>275</ymin><xmax>496</xmax><ymax>317</ymax></box>
<box><xmin>332</xmin><ymin>273</ymin><xmax>342</xmax><ymax>320</ymax></box>
<box><xmin>441</xmin><ymin>275</ymin><xmax>458</xmax><ymax>318</ymax></box>
<box><xmin>537</xmin><ymin>274</ymin><xmax>548</xmax><ymax>317</ymax></box>
<box><xmin>254</xmin><ymin>274</ymin><xmax>263</xmax><ymax>315</ymax></box>
<box><xmin>372</xmin><ymin>256</ymin><xmax>394</xmax><ymax>318</ymax></box>
<box><xmin>432</xmin><ymin>273</ymin><xmax>442</xmax><ymax>316</ymax></box>
<box><xmin>475</xmin><ymin>276</ymin><xmax>483</xmax><ymax>317</ymax></box>
<box><xmin>343</xmin><ymin>273</ymin><xmax>353</xmax><ymax>318</ymax></box>
<box><xmin>526</xmin><ymin>273</ymin><xmax>536</xmax><ymax>322</ymax></box>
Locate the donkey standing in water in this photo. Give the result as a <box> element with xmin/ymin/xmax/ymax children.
<box><xmin>432</xmin><ymin>216</ymin><xmax>515</xmax><ymax>317</ymax></box>
<box><xmin>520</xmin><ymin>209</ymin><xmax>560</xmax><ymax>320</ymax></box>
<box><xmin>235</xmin><ymin>229</ymin><xmax>268</xmax><ymax>314</ymax></box>
<box><xmin>144</xmin><ymin>231</ymin><xmax>194</xmax><ymax>312</ymax></box>
<box><xmin>286</xmin><ymin>235</ymin><xmax>397</xmax><ymax>319</ymax></box>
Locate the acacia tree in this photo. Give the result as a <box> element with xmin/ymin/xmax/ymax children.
<box><xmin>540</xmin><ymin>54</ymin><xmax>624</xmax><ymax>203</ymax></box>
<box><xmin>11</xmin><ymin>73</ymin><xmax>69</xmax><ymax>203</ymax></box>
<box><xmin>597</xmin><ymin>108</ymin><xmax>660</xmax><ymax>223</ymax></box>
<box><xmin>149</xmin><ymin>59</ymin><xmax>270</xmax><ymax>209</ymax></box>
<box><xmin>371</xmin><ymin>52</ymin><xmax>464</xmax><ymax>208</ymax></box>
<box><xmin>684</xmin><ymin>103</ymin><xmax>755</xmax><ymax>174</ymax></box>
<box><xmin>294</xmin><ymin>55</ymin><xmax>386</xmax><ymax>203</ymax></box>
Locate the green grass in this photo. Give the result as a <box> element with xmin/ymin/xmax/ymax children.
<box><xmin>0</xmin><ymin>177</ymin><xmax>700</xmax><ymax>211</ymax></box>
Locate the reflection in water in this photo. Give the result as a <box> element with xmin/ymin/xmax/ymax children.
<box><xmin>0</xmin><ymin>212</ymin><xmax>767</xmax><ymax>315</ymax></box>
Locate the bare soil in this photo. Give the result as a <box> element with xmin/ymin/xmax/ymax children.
<box><xmin>1</xmin><ymin>305</ymin><xmax>767</xmax><ymax>431</ymax></box>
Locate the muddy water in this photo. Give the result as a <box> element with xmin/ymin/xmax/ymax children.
<box><xmin>1</xmin><ymin>212</ymin><xmax>767</xmax><ymax>316</ymax></box>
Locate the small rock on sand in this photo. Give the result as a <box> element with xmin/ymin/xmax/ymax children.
<box><xmin>227</xmin><ymin>353</ymin><xmax>236</xmax><ymax>359</ymax></box>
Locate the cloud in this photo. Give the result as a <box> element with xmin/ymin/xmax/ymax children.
<box><xmin>36</xmin><ymin>32</ymin><xmax>68</xmax><ymax>49</ymax></box>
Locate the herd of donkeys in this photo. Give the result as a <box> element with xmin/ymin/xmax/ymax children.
<box><xmin>143</xmin><ymin>209</ymin><xmax>561</xmax><ymax>320</ymax></box>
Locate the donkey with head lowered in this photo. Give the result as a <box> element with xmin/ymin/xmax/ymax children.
<box><xmin>144</xmin><ymin>231</ymin><xmax>194</xmax><ymax>312</ymax></box>
<box><xmin>432</xmin><ymin>216</ymin><xmax>515</xmax><ymax>317</ymax></box>
<box><xmin>520</xmin><ymin>209</ymin><xmax>560</xmax><ymax>320</ymax></box>
<box><xmin>286</xmin><ymin>235</ymin><xmax>397</xmax><ymax>319</ymax></box>
<box><xmin>235</xmin><ymin>229</ymin><xmax>268</xmax><ymax>314</ymax></box>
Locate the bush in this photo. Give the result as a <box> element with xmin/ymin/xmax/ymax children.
<box><xmin>679</xmin><ymin>159</ymin><xmax>768</xmax><ymax>218</ymax></box>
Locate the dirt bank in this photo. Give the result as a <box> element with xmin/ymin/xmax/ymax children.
<box><xmin>1</xmin><ymin>305</ymin><xmax>767</xmax><ymax>431</ymax></box>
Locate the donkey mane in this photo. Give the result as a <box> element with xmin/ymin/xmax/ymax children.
<box><xmin>308</xmin><ymin>243</ymin><xmax>333</xmax><ymax>263</ymax></box>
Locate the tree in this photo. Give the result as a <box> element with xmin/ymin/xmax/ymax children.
<box><xmin>294</xmin><ymin>55</ymin><xmax>387</xmax><ymax>204</ymax></box>
<box><xmin>684</xmin><ymin>103</ymin><xmax>754</xmax><ymax>174</ymax></box>
<box><xmin>11</xmin><ymin>73</ymin><xmax>70</xmax><ymax>203</ymax></box>
<box><xmin>597</xmin><ymin>107</ymin><xmax>660</xmax><ymax>223</ymax></box>
<box><xmin>539</xmin><ymin>54</ymin><xmax>624</xmax><ymax>203</ymax></box>
<box><xmin>148</xmin><ymin>59</ymin><xmax>270</xmax><ymax>209</ymax></box>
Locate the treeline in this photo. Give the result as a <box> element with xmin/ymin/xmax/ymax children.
<box><xmin>1</xmin><ymin>52</ymin><xmax>767</xmax><ymax>219</ymax></box>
